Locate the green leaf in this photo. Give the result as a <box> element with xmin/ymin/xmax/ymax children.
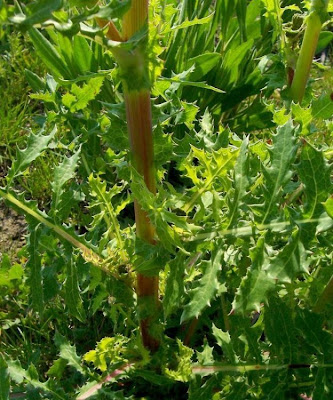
<box><xmin>7</xmin><ymin>126</ymin><xmax>57</xmax><ymax>186</ymax></box>
<box><xmin>227</xmin><ymin>137</ymin><xmax>250</xmax><ymax>228</ymax></box>
<box><xmin>64</xmin><ymin>76</ymin><xmax>105</xmax><ymax>112</ymax></box>
<box><xmin>83</xmin><ymin>336</ymin><xmax>129</xmax><ymax>372</ymax></box>
<box><xmin>28</xmin><ymin>28</ymin><xmax>71</xmax><ymax>78</ymax></box>
<box><xmin>316</xmin><ymin>31</ymin><xmax>333</xmax><ymax>54</ymax></box>
<box><xmin>264</xmin><ymin>229</ymin><xmax>308</xmax><ymax>283</ymax></box>
<box><xmin>297</xmin><ymin>142</ymin><xmax>332</xmax><ymax>241</ymax></box>
<box><xmin>259</xmin><ymin>119</ymin><xmax>298</xmax><ymax>224</ymax></box>
<box><xmin>54</xmin><ymin>332</ymin><xmax>85</xmax><ymax>374</ymax></box>
<box><xmin>181</xmin><ymin>248</ymin><xmax>223</xmax><ymax>323</ymax></box>
<box><xmin>264</xmin><ymin>295</ymin><xmax>297</xmax><ymax>362</ymax></box>
<box><xmin>212</xmin><ymin>324</ymin><xmax>238</xmax><ymax>364</ymax></box>
<box><xmin>10</xmin><ymin>0</ymin><xmax>63</xmax><ymax>27</ymax></box>
<box><xmin>312</xmin><ymin>93</ymin><xmax>333</xmax><ymax>120</ymax></box>
<box><xmin>65</xmin><ymin>256</ymin><xmax>86</xmax><ymax>322</ymax></box>
<box><xmin>323</xmin><ymin>196</ymin><xmax>333</xmax><ymax>219</ymax></box>
<box><xmin>163</xmin><ymin>14</ymin><xmax>213</xmax><ymax>34</ymax></box>
<box><xmin>26</xmin><ymin>227</ymin><xmax>44</xmax><ymax>315</ymax></box>
<box><xmin>25</xmin><ymin>69</ymin><xmax>45</xmax><ymax>92</ymax></box>
<box><xmin>51</xmin><ymin>148</ymin><xmax>81</xmax><ymax>218</ymax></box>
<box><xmin>0</xmin><ymin>356</ymin><xmax>9</xmax><ymax>400</ymax></box>
<box><xmin>186</xmin><ymin>53</ymin><xmax>221</xmax><ymax>82</ymax></box>
<box><xmin>164</xmin><ymin>255</ymin><xmax>186</xmax><ymax>318</ymax></box>
<box><xmin>233</xmin><ymin>236</ymin><xmax>274</xmax><ymax>314</ymax></box>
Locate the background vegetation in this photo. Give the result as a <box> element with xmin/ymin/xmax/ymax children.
<box><xmin>0</xmin><ymin>0</ymin><xmax>333</xmax><ymax>399</ymax></box>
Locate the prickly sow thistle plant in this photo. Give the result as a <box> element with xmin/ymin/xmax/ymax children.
<box><xmin>0</xmin><ymin>0</ymin><xmax>333</xmax><ymax>398</ymax></box>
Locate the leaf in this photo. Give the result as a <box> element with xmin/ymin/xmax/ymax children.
<box><xmin>259</xmin><ymin>119</ymin><xmax>298</xmax><ymax>224</ymax></box>
<box><xmin>163</xmin><ymin>255</ymin><xmax>186</xmax><ymax>318</ymax></box>
<box><xmin>7</xmin><ymin>126</ymin><xmax>57</xmax><ymax>186</ymax></box>
<box><xmin>233</xmin><ymin>237</ymin><xmax>274</xmax><ymax>314</ymax></box>
<box><xmin>181</xmin><ymin>248</ymin><xmax>223</xmax><ymax>323</ymax></box>
<box><xmin>212</xmin><ymin>324</ymin><xmax>238</xmax><ymax>364</ymax></box>
<box><xmin>323</xmin><ymin>196</ymin><xmax>333</xmax><ymax>219</ymax></box>
<box><xmin>64</xmin><ymin>256</ymin><xmax>86</xmax><ymax>322</ymax></box>
<box><xmin>54</xmin><ymin>332</ymin><xmax>85</xmax><ymax>374</ymax></box>
<box><xmin>64</xmin><ymin>76</ymin><xmax>105</xmax><ymax>112</ymax></box>
<box><xmin>227</xmin><ymin>137</ymin><xmax>250</xmax><ymax>228</ymax></box>
<box><xmin>297</xmin><ymin>142</ymin><xmax>332</xmax><ymax>241</ymax></box>
<box><xmin>51</xmin><ymin>148</ymin><xmax>81</xmax><ymax>218</ymax></box>
<box><xmin>264</xmin><ymin>295</ymin><xmax>297</xmax><ymax>363</ymax></box>
<box><xmin>10</xmin><ymin>0</ymin><xmax>63</xmax><ymax>27</ymax></box>
<box><xmin>83</xmin><ymin>336</ymin><xmax>129</xmax><ymax>372</ymax></box>
<box><xmin>26</xmin><ymin>227</ymin><xmax>44</xmax><ymax>315</ymax></box>
<box><xmin>0</xmin><ymin>356</ymin><xmax>10</xmax><ymax>400</ymax></box>
<box><xmin>186</xmin><ymin>53</ymin><xmax>222</xmax><ymax>82</ymax></box>
<box><xmin>28</xmin><ymin>28</ymin><xmax>71</xmax><ymax>78</ymax></box>
<box><xmin>316</xmin><ymin>31</ymin><xmax>333</xmax><ymax>54</ymax></box>
<box><xmin>264</xmin><ymin>229</ymin><xmax>308</xmax><ymax>283</ymax></box>
<box><xmin>163</xmin><ymin>14</ymin><xmax>213</xmax><ymax>34</ymax></box>
<box><xmin>312</xmin><ymin>93</ymin><xmax>333</xmax><ymax>120</ymax></box>
<box><xmin>0</xmin><ymin>190</ymin><xmax>105</xmax><ymax>271</ymax></box>
<box><xmin>25</xmin><ymin>69</ymin><xmax>45</xmax><ymax>92</ymax></box>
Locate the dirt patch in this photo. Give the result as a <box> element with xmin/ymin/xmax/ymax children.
<box><xmin>0</xmin><ymin>202</ymin><xmax>26</xmax><ymax>261</ymax></box>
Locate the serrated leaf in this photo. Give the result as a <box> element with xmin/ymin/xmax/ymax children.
<box><xmin>64</xmin><ymin>76</ymin><xmax>105</xmax><ymax>112</ymax></box>
<box><xmin>26</xmin><ymin>227</ymin><xmax>44</xmax><ymax>315</ymax></box>
<box><xmin>297</xmin><ymin>142</ymin><xmax>332</xmax><ymax>241</ymax></box>
<box><xmin>233</xmin><ymin>237</ymin><xmax>274</xmax><ymax>314</ymax></box>
<box><xmin>260</xmin><ymin>120</ymin><xmax>298</xmax><ymax>224</ymax></box>
<box><xmin>212</xmin><ymin>324</ymin><xmax>238</xmax><ymax>364</ymax></box>
<box><xmin>264</xmin><ymin>295</ymin><xmax>297</xmax><ymax>363</ymax></box>
<box><xmin>51</xmin><ymin>148</ymin><xmax>81</xmax><ymax>218</ymax></box>
<box><xmin>0</xmin><ymin>356</ymin><xmax>10</xmax><ymax>400</ymax></box>
<box><xmin>264</xmin><ymin>229</ymin><xmax>308</xmax><ymax>283</ymax></box>
<box><xmin>7</xmin><ymin>126</ymin><xmax>57</xmax><ymax>186</ymax></box>
<box><xmin>55</xmin><ymin>332</ymin><xmax>85</xmax><ymax>374</ymax></box>
<box><xmin>181</xmin><ymin>248</ymin><xmax>223</xmax><ymax>323</ymax></box>
<box><xmin>163</xmin><ymin>255</ymin><xmax>186</xmax><ymax>318</ymax></box>
<box><xmin>65</xmin><ymin>256</ymin><xmax>86</xmax><ymax>322</ymax></box>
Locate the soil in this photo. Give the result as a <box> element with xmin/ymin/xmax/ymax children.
<box><xmin>0</xmin><ymin>202</ymin><xmax>26</xmax><ymax>262</ymax></box>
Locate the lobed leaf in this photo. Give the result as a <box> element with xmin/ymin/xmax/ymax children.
<box><xmin>181</xmin><ymin>248</ymin><xmax>223</xmax><ymax>323</ymax></box>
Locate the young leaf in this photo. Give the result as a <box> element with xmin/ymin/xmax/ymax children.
<box><xmin>63</xmin><ymin>76</ymin><xmax>105</xmax><ymax>112</ymax></box>
<box><xmin>181</xmin><ymin>248</ymin><xmax>223</xmax><ymax>323</ymax></box>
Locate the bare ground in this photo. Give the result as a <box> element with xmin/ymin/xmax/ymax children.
<box><xmin>0</xmin><ymin>202</ymin><xmax>26</xmax><ymax>261</ymax></box>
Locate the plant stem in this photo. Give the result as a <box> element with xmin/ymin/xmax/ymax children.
<box><xmin>290</xmin><ymin>0</ymin><xmax>328</xmax><ymax>103</ymax></box>
<box><xmin>120</xmin><ymin>0</ymin><xmax>160</xmax><ymax>351</ymax></box>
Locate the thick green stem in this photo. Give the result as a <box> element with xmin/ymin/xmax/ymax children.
<box><xmin>290</xmin><ymin>1</ymin><xmax>328</xmax><ymax>103</ymax></box>
<box><xmin>121</xmin><ymin>0</ymin><xmax>160</xmax><ymax>352</ymax></box>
